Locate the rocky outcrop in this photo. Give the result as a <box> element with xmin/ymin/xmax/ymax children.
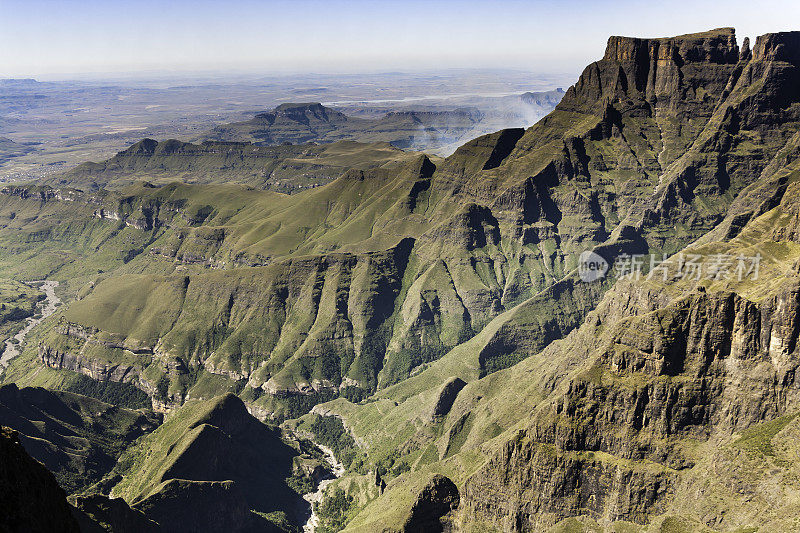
<box><xmin>421</xmin><ymin>203</ymin><xmax>500</xmax><ymax>251</ymax></box>
<box><xmin>38</xmin><ymin>342</ymin><xmax>142</xmax><ymax>384</ymax></box>
<box><xmin>0</xmin><ymin>184</ymin><xmax>98</xmax><ymax>204</ymax></box>
<box><xmin>403</xmin><ymin>474</ymin><xmax>460</xmax><ymax>533</ymax></box>
<box><xmin>463</xmin><ymin>432</ymin><xmax>675</xmax><ymax>531</ymax></box>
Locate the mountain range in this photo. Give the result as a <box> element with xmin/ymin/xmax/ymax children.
<box><xmin>198</xmin><ymin>93</ymin><xmax>563</xmax><ymax>155</ymax></box>
<box><xmin>1</xmin><ymin>27</ymin><xmax>800</xmax><ymax>532</ymax></box>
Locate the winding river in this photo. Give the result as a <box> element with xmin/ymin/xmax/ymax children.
<box><xmin>0</xmin><ymin>280</ymin><xmax>60</xmax><ymax>374</ymax></box>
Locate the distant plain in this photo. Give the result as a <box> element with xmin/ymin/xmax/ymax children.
<box><xmin>0</xmin><ymin>69</ymin><xmax>575</xmax><ymax>181</ymax></box>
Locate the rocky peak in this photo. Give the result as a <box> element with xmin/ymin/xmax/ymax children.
<box><xmin>188</xmin><ymin>393</ymin><xmax>254</xmax><ymax>437</ymax></box>
<box><xmin>752</xmin><ymin>30</ymin><xmax>800</xmax><ymax>63</ymax></box>
<box><xmin>560</xmin><ymin>28</ymin><xmax>741</xmax><ymax>116</ymax></box>
<box><xmin>740</xmin><ymin>36</ymin><xmax>751</xmax><ymax>61</ymax></box>
<box><xmin>122</xmin><ymin>138</ymin><xmax>159</xmax><ymax>156</ymax></box>
<box><xmin>603</xmin><ymin>27</ymin><xmax>738</xmax><ymax>65</ymax></box>
<box><xmin>266</xmin><ymin>102</ymin><xmax>346</xmax><ymax>124</ymax></box>
<box><xmin>727</xmin><ymin>30</ymin><xmax>800</xmax><ymax>131</ymax></box>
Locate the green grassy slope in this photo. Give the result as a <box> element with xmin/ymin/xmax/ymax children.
<box><xmin>110</xmin><ymin>393</ymin><xmax>307</xmax><ymax>531</ymax></box>
<box><xmin>48</xmin><ymin>138</ymin><xmax>433</xmax><ymax>194</ymax></box>
<box><xmin>328</xmin><ymin>156</ymin><xmax>800</xmax><ymax>533</ymax></box>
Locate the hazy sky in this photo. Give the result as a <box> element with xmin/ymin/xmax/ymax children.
<box><xmin>2</xmin><ymin>0</ymin><xmax>799</xmax><ymax>78</ymax></box>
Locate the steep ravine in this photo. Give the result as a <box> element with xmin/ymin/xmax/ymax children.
<box><xmin>302</xmin><ymin>442</ymin><xmax>346</xmax><ymax>533</ymax></box>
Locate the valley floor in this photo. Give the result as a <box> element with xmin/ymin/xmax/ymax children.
<box><xmin>0</xmin><ymin>280</ymin><xmax>60</xmax><ymax>372</ymax></box>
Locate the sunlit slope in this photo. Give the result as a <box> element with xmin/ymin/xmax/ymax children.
<box><xmin>316</xmin><ymin>30</ymin><xmax>800</xmax><ymax>530</ymax></box>
<box><xmin>50</xmin><ymin>138</ymin><xmax>427</xmax><ymax>193</ymax></box>
<box><xmin>3</xmin><ymin>29</ymin><xmax>799</xmax><ymax>441</ymax></box>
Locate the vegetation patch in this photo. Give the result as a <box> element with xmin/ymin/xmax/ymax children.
<box><xmin>62</xmin><ymin>373</ymin><xmax>151</xmax><ymax>409</ymax></box>
<box><xmin>734</xmin><ymin>413</ymin><xmax>798</xmax><ymax>457</ymax></box>
<box><xmin>316</xmin><ymin>487</ymin><xmax>355</xmax><ymax>533</ymax></box>
<box><xmin>310</xmin><ymin>415</ymin><xmax>360</xmax><ymax>469</ymax></box>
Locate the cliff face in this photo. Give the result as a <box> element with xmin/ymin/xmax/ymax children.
<box><xmin>403</xmin><ymin>474</ymin><xmax>460</xmax><ymax>532</ymax></box>
<box><xmin>464</xmin><ymin>432</ymin><xmax>676</xmax><ymax>530</ymax></box>
<box><xmin>557</xmin><ymin>28</ymin><xmax>740</xmax><ymax>141</ymax></box>
<box><xmin>492</xmin><ymin>28</ymin><xmax>800</xmax><ymax>250</ymax></box>
<box><xmin>463</xmin><ymin>285</ymin><xmax>800</xmax><ymax>529</ymax></box>
<box><xmin>458</xmin><ymin>155</ymin><xmax>800</xmax><ymax>530</ymax></box>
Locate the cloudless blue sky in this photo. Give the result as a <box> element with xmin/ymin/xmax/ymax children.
<box><xmin>2</xmin><ymin>0</ymin><xmax>799</xmax><ymax>78</ymax></box>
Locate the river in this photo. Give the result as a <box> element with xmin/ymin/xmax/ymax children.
<box><xmin>0</xmin><ymin>280</ymin><xmax>60</xmax><ymax>374</ymax></box>
<box><xmin>302</xmin><ymin>442</ymin><xmax>346</xmax><ymax>533</ymax></box>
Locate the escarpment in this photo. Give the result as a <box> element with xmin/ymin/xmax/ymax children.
<box><xmin>314</xmin><ymin>30</ymin><xmax>800</xmax><ymax>532</ymax></box>
<box><xmin>4</xmin><ymin>27</ymin><xmax>800</xmax><ymax>533</ymax></box>
<box><xmin>458</xmin><ymin>167</ymin><xmax>800</xmax><ymax>530</ymax></box>
<box><xmin>462</xmin><ymin>282</ymin><xmax>800</xmax><ymax>530</ymax></box>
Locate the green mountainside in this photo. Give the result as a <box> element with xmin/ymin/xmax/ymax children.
<box><xmin>48</xmin><ymin>139</ymin><xmax>428</xmax><ymax>193</ymax></box>
<box><xmin>0</xmin><ymin>27</ymin><xmax>800</xmax><ymax>532</ymax></box>
<box><xmin>108</xmin><ymin>393</ymin><xmax>308</xmax><ymax>532</ymax></box>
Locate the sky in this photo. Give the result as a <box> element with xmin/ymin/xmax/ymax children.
<box><xmin>1</xmin><ymin>0</ymin><xmax>799</xmax><ymax>79</ymax></box>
